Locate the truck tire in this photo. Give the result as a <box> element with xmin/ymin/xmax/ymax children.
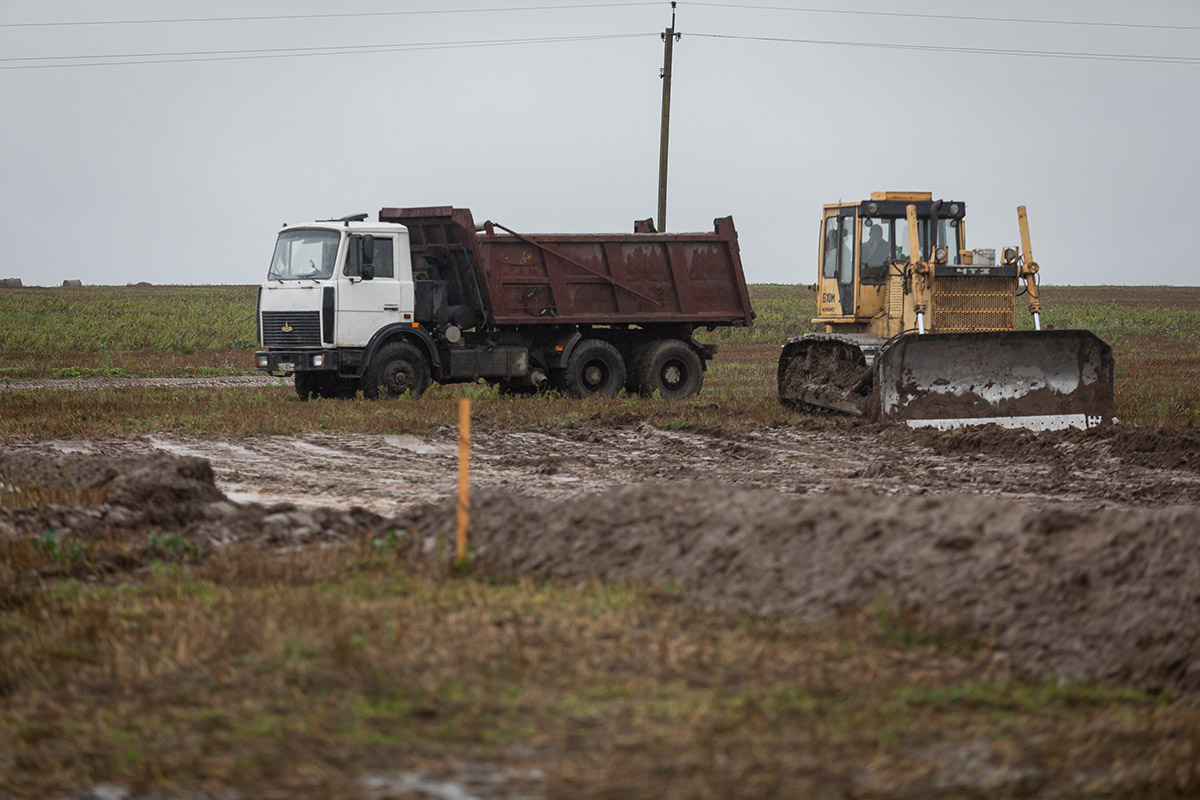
<box><xmin>637</xmin><ymin>339</ymin><xmax>703</xmax><ymax>399</ymax></box>
<box><xmin>563</xmin><ymin>339</ymin><xmax>626</xmax><ymax>397</ymax></box>
<box><xmin>362</xmin><ymin>341</ymin><xmax>431</xmax><ymax>399</ymax></box>
<box><xmin>294</xmin><ymin>372</ymin><xmax>321</xmax><ymax>401</ymax></box>
<box><xmin>624</xmin><ymin>340</ymin><xmax>650</xmax><ymax>393</ymax></box>
<box><xmin>325</xmin><ymin>376</ymin><xmax>360</xmax><ymax>399</ymax></box>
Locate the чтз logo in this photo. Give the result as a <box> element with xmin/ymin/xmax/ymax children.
<box><xmin>281</xmin><ymin>322</ymin><xmax>293</xmax><ymax>333</ymax></box>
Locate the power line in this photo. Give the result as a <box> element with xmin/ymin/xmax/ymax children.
<box><xmin>7</xmin><ymin>26</ymin><xmax>1195</xmax><ymax>72</ymax></box>
<box><xmin>0</xmin><ymin>33</ymin><xmax>643</xmax><ymax>63</ymax></box>
<box><xmin>685</xmin><ymin>3</ymin><xmax>1200</xmax><ymax>33</ymax></box>
<box><xmin>687</xmin><ymin>32</ymin><xmax>1200</xmax><ymax>64</ymax></box>
<box><xmin>0</xmin><ymin>2</ymin><xmax>659</xmax><ymax>29</ymax></box>
<box><xmin>0</xmin><ymin>32</ymin><xmax>655</xmax><ymax>70</ymax></box>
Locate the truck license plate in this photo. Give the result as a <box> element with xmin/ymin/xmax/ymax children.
<box><xmin>277</xmin><ymin>362</ymin><xmax>295</xmax><ymax>373</ymax></box>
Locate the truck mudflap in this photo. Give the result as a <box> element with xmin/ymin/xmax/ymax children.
<box><xmin>875</xmin><ymin>330</ymin><xmax>1115</xmax><ymax>430</ymax></box>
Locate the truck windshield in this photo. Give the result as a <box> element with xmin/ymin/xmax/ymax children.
<box><xmin>268</xmin><ymin>230</ymin><xmax>341</xmax><ymax>281</ymax></box>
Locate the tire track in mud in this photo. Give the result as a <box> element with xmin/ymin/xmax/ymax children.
<box><xmin>11</xmin><ymin>421</ymin><xmax>1200</xmax><ymax>512</ymax></box>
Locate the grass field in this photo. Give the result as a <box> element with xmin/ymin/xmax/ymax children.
<box><xmin>3</xmin><ymin>538</ymin><xmax>1196</xmax><ymax>798</ymax></box>
<box><xmin>1</xmin><ymin>283</ymin><xmax>1198</xmax><ymax>432</ymax></box>
<box><xmin>0</xmin><ymin>285</ymin><xmax>255</xmax><ymax>381</ymax></box>
<box><xmin>3</xmin><ymin>284</ymin><xmax>1200</xmax><ymax>797</ymax></box>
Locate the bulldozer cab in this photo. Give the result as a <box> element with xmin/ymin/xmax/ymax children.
<box><xmin>815</xmin><ymin>192</ymin><xmax>968</xmax><ymax>338</ymax></box>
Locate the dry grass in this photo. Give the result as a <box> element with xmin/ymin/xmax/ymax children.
<box><xmin>2</xmin><ymin>538</ymin><xmax>1197</xmax><ymax>798</ymax></box>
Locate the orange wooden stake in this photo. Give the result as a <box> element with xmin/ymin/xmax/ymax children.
<box><xmin>456</xmin><ymin>396</ymin><xmax>471</xmax><ymax>565</ymax></box>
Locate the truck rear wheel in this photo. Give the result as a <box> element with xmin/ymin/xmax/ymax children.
<box><xmin>638</xmin><ymin>339</ymin><xmax>703</xmax><ymax>399</ymax></box>
<box><xmin>564</xmin><ymin>339</ymin><xmax>626</xmax><ymax>397</ymax></box>
<box><xmin>362</xmin><ymin>341</ymin><xmax>431</xmax><ymax>399</ymax></box>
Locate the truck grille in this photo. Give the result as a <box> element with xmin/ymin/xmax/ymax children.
<box><xmin>261</xmin><ymin>311</ymin><xmax>321</xmax><ymax>347</ymax></box>
<box><xmin>931</xmin><ymin>276</ymin><xmax>1017</xmax><ymax>332</ymax></box>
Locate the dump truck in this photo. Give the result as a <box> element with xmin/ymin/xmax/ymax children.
<box><xmin>778</xmin><ymin>192</ymin><xmax>1114</xmax><ymax>429</ymax></box>
<box><xmin>255</xmin><ymin>207</ymin><xmax>753</xmax><ymax>399</ymax></box>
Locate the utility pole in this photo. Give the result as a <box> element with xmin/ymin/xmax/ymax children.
<box><xmin>657</xmin><ymin>2</ymin><xmax>679</xmax><ymax>233</ymax></box>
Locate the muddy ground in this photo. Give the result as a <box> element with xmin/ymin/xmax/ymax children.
<box><xmin>4</xmin><ymin>420</ymin><xmax>1200</xmax><ymax>512</ymax></box>
<box><xmin>3</xmin><ymin>421</ymin><xmax>1200</xmax><ymax>695</ymax></box>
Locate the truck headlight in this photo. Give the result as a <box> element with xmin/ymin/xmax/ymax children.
<box><xmin>311</xmin><ymin>354</ymin><xmax>325</xmax><ymax>367</ymax></box>
<box><xmin>257</xmin><ymin>355</ymin><xmax>268</xmax><ymax>367</ymax></box>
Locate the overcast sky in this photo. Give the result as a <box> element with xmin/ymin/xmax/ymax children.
<box><xmin>2</xmin><ymin>0</ymin><xmax>1197</xmax><ymax>289</ymax></box>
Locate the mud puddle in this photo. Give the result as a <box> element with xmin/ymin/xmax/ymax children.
<box><xmin>6</xmin><ymin>421</ymin><xmax>1198</xmax><ymax>513</ymax></box>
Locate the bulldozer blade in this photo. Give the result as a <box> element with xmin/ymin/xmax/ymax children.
<box><xmin>876</xmin><ymin>330</ymin><xmax>1114</xmax><ymax>430</ymax></box>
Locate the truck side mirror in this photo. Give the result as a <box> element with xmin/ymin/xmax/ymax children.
<box><xmin>361</xmin><ymin>263</ymin><xmax>375</xmax><ymax>281</ymax></box>
<box><xmin>361</xmin><ymin>234</ymin><xmax>375</xmax><ymax>266</ymax></box>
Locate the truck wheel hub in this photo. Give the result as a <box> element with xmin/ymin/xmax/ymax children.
<box><xmin>385</xmin><ymin>363</ymin><xmax>415</xmax><ymax>392</ymax></box>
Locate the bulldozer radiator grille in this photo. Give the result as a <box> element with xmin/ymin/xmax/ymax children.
<box><xmin>889</xmin><ymin>275</ymin><xmax>904</xmax><ymax>321</ymax></box>
<box><xmin>261</xmin><ymin>311</ymin><xmax>321</xmax><ymax>347</ymax></box>
<box><xmin>931</xmin><ymin>276</ymin><xmax>1017</xmax><ymax>332</ymax></box>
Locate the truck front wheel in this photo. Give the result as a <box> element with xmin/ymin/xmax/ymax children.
<box><xmin>564</xmin><ymin>339</ymin><xmax>626</xmax><ymax>397</ymax></box>
<box><xmin>638</xmin><ymin>339</ymin><xmax>703</xmax><ymax>399</ymax></box>
<box><xmin>294</xmin><ymin>372</ymin><xmax>321</xmax><ymax>401</ymax></box>
<box><xmin>296</xmin><ymin>373</ymin><xmax>360</xmax><ymax>400</ymax></box>
<box><xmin>363</xmin><ymin>341</ymin><xmax>431</xmax><ymax>399</ymax></box>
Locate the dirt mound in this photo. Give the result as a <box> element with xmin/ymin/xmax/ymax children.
<box><xmin>1104</xmin><ymin>425</ymin><xmax>1200</xmax><ymax>471</ymax></box>
<box><xmin>0</xmin><ymin>451</ymin><xmax>126</xmax><ymax>494</ymax></box>
<box><xmin>398</xmin><ymin>483</ymin><xmax>1200</xmax><ymax>693</ymax></box>
<box><xmin>0</xmin><ymin>451</ymin><xmax>390</xmax><ymax>546</ymax></box>
<box><xmin>918</xmin><ymin>422</ymin><xmax>1200</xmax><ymax>473</ymax></box>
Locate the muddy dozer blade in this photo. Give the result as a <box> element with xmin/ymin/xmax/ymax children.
<box><xmin>876</xmin><ymin>330</ymin><xmax>1114</xmax><ymax>430</ymax></box>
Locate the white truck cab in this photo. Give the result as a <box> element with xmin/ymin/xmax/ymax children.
<box><xmin>256</xmin><ymin>216</ymin><xmax>418</xmax><ymax>396</ymax></box>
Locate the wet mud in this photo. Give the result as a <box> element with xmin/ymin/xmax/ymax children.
<box><xmin>399</xmin><ymin>482</ymin><xmax>1200</xmax><ymax>693</ymax></box>
<box><xmin>9</xmin><ymin>418</ymin><xmax>1198</xmax><ymax>511</ymax></box>
<box><xmin>778</xmin><ymin>344</ymin><xmax>872</xmax><ymax>414</ymax></box>
<box><xmin>3</xmin><ymin>420</ymin><xmax>1200</xmax><ymax>692</ymax></box>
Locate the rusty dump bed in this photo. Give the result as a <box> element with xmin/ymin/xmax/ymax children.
<box><xmin>876</xmin><ymin>330</ymin><xmax>1115</xmax><ymax>430</ymax></box>
<box><xmin>379</xmin><ymin>206</ymin><xmax>753</xmax><ymax>328</ymax></box>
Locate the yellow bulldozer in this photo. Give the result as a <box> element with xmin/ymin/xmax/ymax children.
<box><xmin>778</xmin><ymin>192</ymin><xmax>1114</xmax><ymax>429</ymax></box>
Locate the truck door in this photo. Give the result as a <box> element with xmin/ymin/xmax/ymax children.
<box><xmin>337</xmin><ymin>234</ymin><xmax>402</xmax><ymax>347</ymax></box>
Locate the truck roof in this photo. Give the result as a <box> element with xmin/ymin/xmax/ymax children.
<box><xmin>278</xmin><ymin>220</ymin><xmax>407</xmax><ymax>234</ymax></box>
